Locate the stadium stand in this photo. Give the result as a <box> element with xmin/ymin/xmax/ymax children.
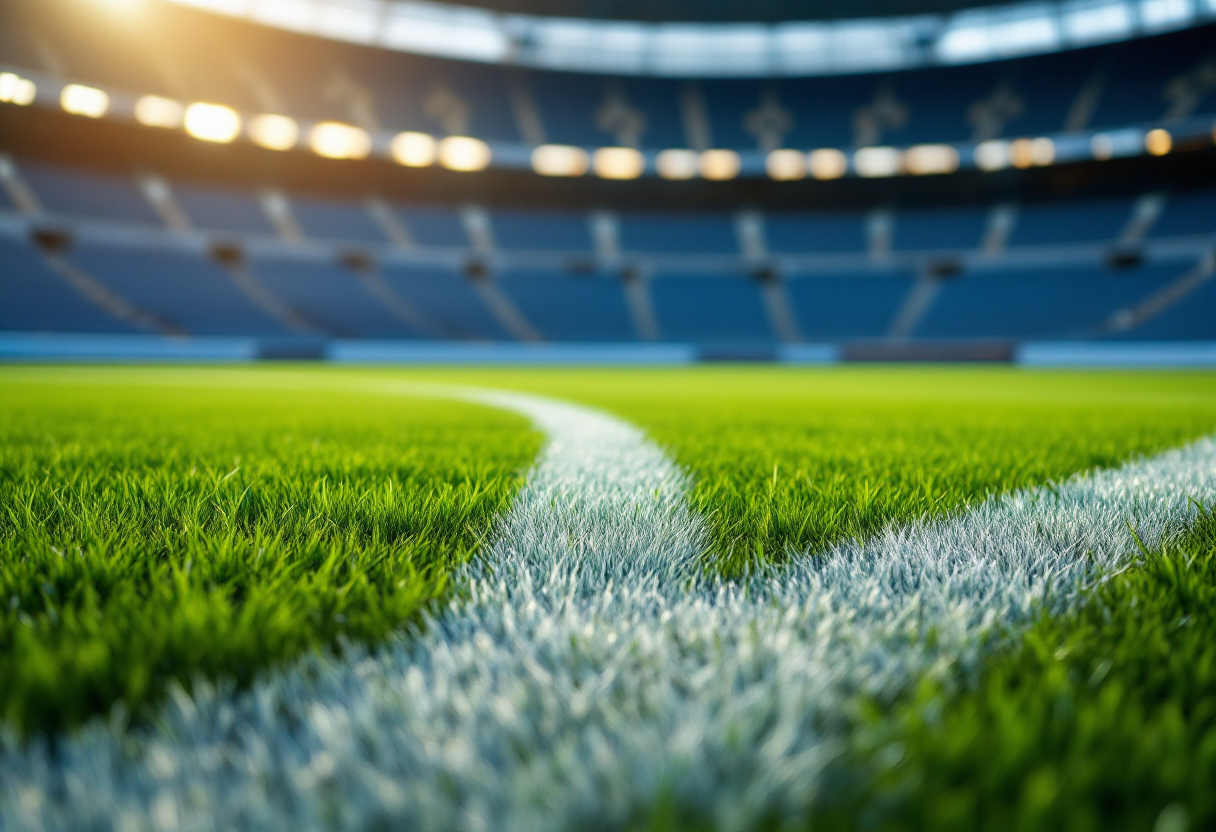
<box><xmin>497</xmin><ymin>268</ymin><xmax>638</xmax><ymax>341</ymax></box>
<box><xmin>0</xmin><ymin>236</ymin><xmax>140</xmax><ymax>334</ymax></box>
<box><xmin>378</xmin><ymin>263</ymin><xmax>515</xmax><ymax>341</ymax></box>
<box><xmin>248</xmin><ymin>254</ymin><xmax>417</xmax><ymax>338</ymax></box>
<box><xmin>493</xmin><ymin>210</ymin><xmax>594</xmax><ymax>253</ymax></box>
<box><xmin>2</xmin><ymin>157</ymin><xmax>1216</xmax><ymax>344</ymax></box>
<box><xmin>786</xmin><ymin>274</ymin><xmax>915</xmax><ymax>340</ymax></box>
<box><xmin>174</xmin><ymin>184</ymin><xmax>278</xmax><ymax>237</ymax></box>
<box><xmin>1</xmin><ymin>0</ymin><xmax>1215</xmax><ymax>356</ymax></box>
<box><xmin>650</xmin><ymin>274</ymin><xmax>775</xmax><ymax>344</ymax></box>
<box><xmin>65</xmin><ymin>241</ymin><xmax>294</xmax><ymax>337</ymax></box>
<box><xmin>287</xmin><ymin>198</ymin><xmax>390</xmax><ymax>246</ymax></box>
<box><xmin>19</xmin><ymin>164</ymin><xmax>162</xmax><ymax>227</ymax></box>
<box><xmin>917</xmin><ymin>263</ymin><xmax>1184</xmax><ymax>339</ymax></box>
<box><xmin>766</xmin><ymin>213</ymin><xmax>871</xmax><ymax>255</ymax></box>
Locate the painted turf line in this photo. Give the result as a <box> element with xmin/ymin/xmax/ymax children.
<box><xmin>2</xmin><ymin>387</ymin><xmax>1215</xmax><ymax>832</ymax></box>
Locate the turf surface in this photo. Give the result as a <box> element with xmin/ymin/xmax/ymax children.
<box><xmin>3</xmin><ymin>365</ymin><xmax>1216</xmax><ymax>831</ymax></box>
<box><xmin>0</xmin><ymin>369</ymin><xmax>540</xmax><ymax>734</ymax></box>
<box><xmin>837</xmin><ymin>506</ymin><xmax>1216</xmax><ymax>832</ymax></box>
<box><xmin>408</xmin><ymin>367</ymin><xmax>1216</xmax><ymax>574</ymax></box>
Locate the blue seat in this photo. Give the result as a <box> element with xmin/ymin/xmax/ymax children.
<box><xmin>0</xmin><ymin>236</ymin><xmax>138</xmax><ymax>333</ymax></box>
<box><xmin>1087</xmin><ymin>26</ymin><xmax>1216</xmax><ymax>128</ymax></box>
<box><xmin>379</xmin><ymin>263</ymin><xmax>510</xmax><ymax>340</ymax></box>
<box><xmin>394</xmin><ymin>206</ymin><xmax>468</xmax><ymax>248</ymax></box>
<box><xmin>1149</xmin><ymin>191</ymin><xmax>1216</xmax><ymax>238</ymax></box>
<box><xmin>918</xmin><ymin>264</ymin><xmax>1180</xmax><ymax>339</ymax></box>
<box><xmin>249</xmin><ymin>255</ymin><xmax>420</xmax><ymax>338</ymax></box>
<box><xmin>69</xmin><ymin>243</ymin><xmax>292</xmax><ymax>337</ymax></box>
<box><xmin>497</xmin><ymin>269</ymin><xmax>635</xmax><ymax>341</ymax></box>
<box><xmin>493</xmin><ymin>210</ymin><xmax>592</xmax><ymax>252</ymax></box>
<box><xmin>528</xmin><ymin>72</ymin><xmax>610</xmax><ymax>147</ymax></box>
<box><xmin>766</xmin><ymin>214</ymin><xmax>867</xmax><ymax>254</ymax></box>
<box><xmin>176</xmin><ymin>184</ymin><xmax>275</xmax><ymax>236</ymax></box>
<box><xmin>892</xmin><ymin>207</ymin><xmax>987</xmax><ymax>252</ymax></box>
<box><xmin>1122</xmin><ymin>277</ymin><xmax>1216</xmax><ymax>340</ymax></box>
<box><xmin>785</xmin><ymin>273</ymin><xmax>912</xmax><ymax>339</ymax></box>
<box><xmin>291</xmin><ymin>197</ymin><xmax>387</xmax><ymax>244</ymax></box>
<box><xmin>650</xmin><ymin>275</ymin><xmax>773</xmax><ymax>343</ymax></box>
<box><xmin>22</xmin><ymin>163</ymin><xmax>161</xmax><ymax>226</ymax></box>
<box><xmin>619</xmin><ymin>213</ymin><xmax>738</xmax><ymax>255</ymax></box>
<box><xmin>1007</xmin><ymin>199</ymin><xmax>1134</xmax><ymax>247</ymax></box>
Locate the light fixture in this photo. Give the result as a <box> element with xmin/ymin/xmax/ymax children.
<box><xmin>249</xmin><ymin>114</ymin><xmax>299</xmax><ymax>151</ymax></box>
<box><xmin>1009</xmin><ymin>137</ymin><xmax>1054</xmax><ymax>168</ymax></box>
<box><xmin>531</xmin><ymin>144</ymin><xmax>589</xmax><ymax>177</ymax></box>
<box><xmin>808</xmin><ymin>148</ymin><xmax>848</xmax><ymax>180</ymax></box>
<box><xmin>184</xmin><ymin>102</ymin><xmax>241</xmax><ymax>143</ymax></box>
<box><xmin>765</xmin><ymin>149</ymin><xmax>807</xmax><ymax>181</ymax></box>
<box><xmin>852</xmin><ymin>146</ymin><xmax>902</xmax><ymax>178</ymax></box>
<box><xmin>593</xmin><ymin>147</ymin><xmax>645</xmax><ymax>180</ymax></box>
<box><xmin>1032</xmin><ymin>137</ymin><xmax>1055</xmax><ymax>165</ymax></box>
<box><xmin>438</xmin><ymin>136</ymin><xmax>492</xmax><ymax>171</ymax></box>
<box><xmin>974</xmin><ymin>140</ymin><xmax>1010</xmax><ymax>171</ymax></box>
<box><xmin>904</xmin><ymin>144</ymin><xmax>960</xmax><ymax>175</ymax></box>
<box><xmin>700</xmin><ymin>149</ymin><xmax>741</xmax><ymax>181</ymax></box>
<box><xmin>1145</xmin><ymin>128</ymin><xmax>1172</xmax><ymax>156</ymax></box>
<box><xmin>310</xmin><ymin>121</ymin><xmax>372</xmax><ymax>160</ymax></box>
<box><xmin>1091</xmin><ymin>133</ymin><xmax>1115</xmax><ymax>160</ymax></box>
<box><xmin>134</xmin><ymin>95</ymin><xmax>184</xmax><ymax>128</ymax></box>
<box><xmin>60</xmin><ymin>84</ymin><xmax>109</xmax><ymax>118</ymax></box>
<box><xmin>655</xmin><ymin>149</ymin><xmax>699</xmax><ymax>180</ymax></box>
<box><xmin>0</xmin><ymin>73</ymin><xmax>36</xmax><ymax>106</ymax></box>
<box><xmin>392</xmin><ymin>131</ymin><xmax>436</xmax><ymax>166</ymax></box>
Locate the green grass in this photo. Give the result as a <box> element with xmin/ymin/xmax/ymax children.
<box><xmin>4</xmin><ymin>361</ymin><xmax>1216</xmax><ymax>794</ymax></box>
<box><xmin>413</xmin><ymin>367</ymin><xmax>1216</xmax><ymax>574</ymax></box>
<box><xmin>830</xmin><ymin>505</ymin><xmax>1216</xmax><ymax>832</ymax></box>
<box><xmin>0</xmin><ymin>368</ymin><xmax>540</xmax><ymax>735</ymax></box>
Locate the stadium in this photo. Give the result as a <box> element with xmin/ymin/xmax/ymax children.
<box><xmin>1</xmin><ymin>0</ymin><xmax>1216</xmax><ymax>828</ymax></box>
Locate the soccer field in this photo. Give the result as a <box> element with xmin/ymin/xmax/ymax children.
<box><xmin>2</xmin><ymin>365</ymin><xmax>1215</xmax><ymax>831</ymax></box>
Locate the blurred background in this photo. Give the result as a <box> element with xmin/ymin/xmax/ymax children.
<box><xmin>1</xmin><ymin>0</ymin><xmax>1215</xmax><ymax>364</ymax></box>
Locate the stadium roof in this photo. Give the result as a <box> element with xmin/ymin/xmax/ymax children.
<box><xmin>167</xmin><ymin>0</ymin><xmax>1213</xmax><ymax>76</ymax></box>
<box><xmin>350</xmin><ymin>0</ymin><xmax>1022</xmax><ymax>24</ymax></box>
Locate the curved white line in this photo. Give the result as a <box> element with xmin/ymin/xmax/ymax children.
<box><xmin>2</xmin><ymin>385</ymin><xmax>1214</xmax><ymax>832</ymax></box>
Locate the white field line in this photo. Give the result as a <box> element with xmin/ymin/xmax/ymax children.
<box><xmin>2</xmin><ymin>387</ymin><xmax>1216</xmax><ymax>832</ymax></box>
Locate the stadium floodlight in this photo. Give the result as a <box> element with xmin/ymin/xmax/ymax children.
<box><xmin>1034</xmin><ymin>136</ymin><xmax>1056</xmax><ymax>164</ymax></box>
<box><xmin>1091</xmin><ymin>133</ymin><xmax>1115</xmax><ymax>160</ymax></box>
<box><xmin>184</xmin><ymin>102</ymin><xmax>241</xmax><ymax>143</ymax></box>
<box><xmin>593</xmin><ymin>147</ymin><xmax>645</xmax><ymax>180</ymax></box>
<box><xmin>392</xmin><ymin>131</ymin><xmax>437</xmax><ymax>167</ymax></box>
<box><xmin>1009</xmin><ymin>137</ymin><xmax>1055</xmax><ymax>168</ymax></box>
<box><xmin>808</xmin><ymin>148</ymin><xmax>848</xmax><ymax>180</ymax></box>
<box><xmin>0</xmin><ymin>72</ymin><xmax>35</xmax><ymax>106</ymax></box>
<box><xmin>700</xmin><ymin>149</ymin><xmax>742</xmax><ymax>181</ymax></box>
<box><xmin>852</xmin><ymin>146</ymin><xmax>903</xmax><ymax>178</ymax></box>
<box><xmin>134</xmin><ymin>95</ymin><xmax>185</xmax><ymax>129</ymax></box>
<box><xmin>531</xmin><ymin>144</ymin><xmax>590</xmax><ymax>177</ymax></box>
<box><xmin>974</xmin><ymin>139</ymin><xmax>1010</xmax><ymax>170</ymax></box>
<box><xmin>310</xmin><ymin>122</ymin><xmax>372</xmax><ymax>160</ymax></box>
<box><xmin>905</xmin><ymin>144</ymin><xmax>961</xmax><ymax>175</ymax></box>
<box><xmin>655</xmin><ymin>149</ymin><xmax>699</xmax><ymax>180</ymax></box>
<box><xmin>249</xmin><ymin>114</ymin><xmax>299</xmax><ymax>151</ymax></box>
<box><xmin>1145</xmin><ymin>128</ymin><xmax>1172</xmax><ymax>156</ymax></box>
<box><xmin>60</xmin><ymin>84</ymin><xmax>109</xmax><ymax>118</ymax></box>
<box><xmin>438</xmin><ymin>136</ymin><xmax>492</xmax><ymax>171</ymax></box>
<box><xmin>765</xmin><ymin>149</ymin><xmax>808</xmax><ymax>181</ymax></box>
